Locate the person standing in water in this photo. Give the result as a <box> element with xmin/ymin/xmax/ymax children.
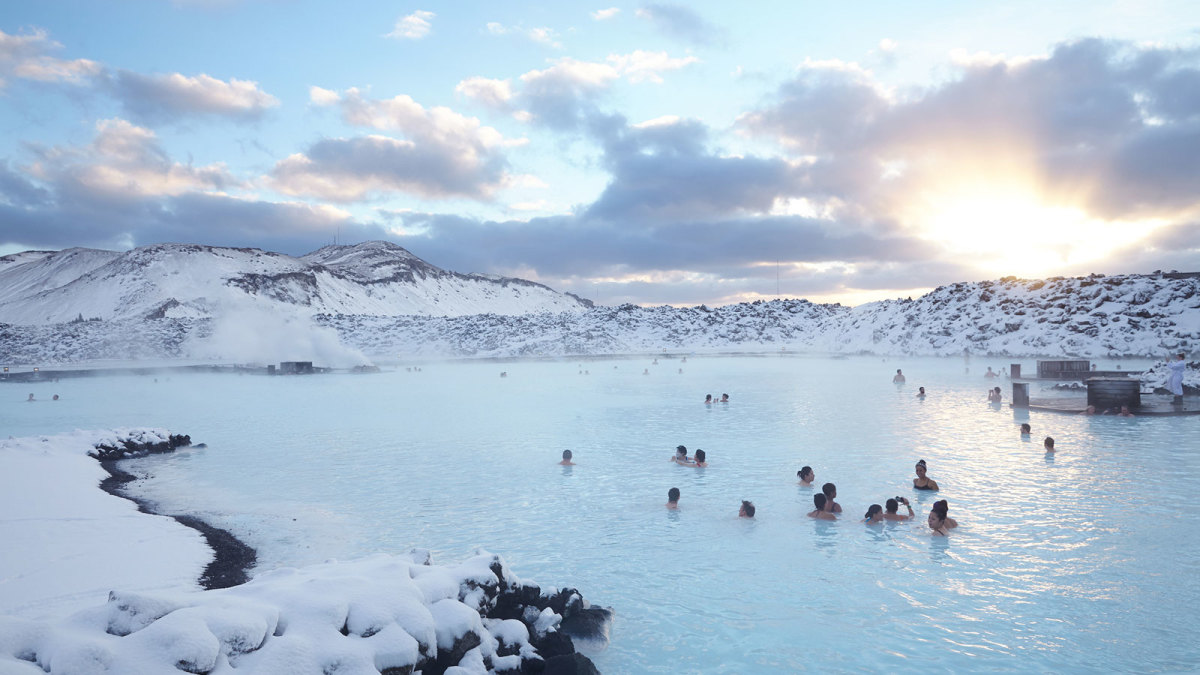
<box><xmin>893</xmin><ymin>369</ymin><xmax>906</xmax><ymax>383</ymax></box>
<box><xmin>808</xmin><ymin>494</ymin><xmax>837</xmax><ymax>520</ymax></box>
<box><xmin>916</xmin><ymin>386</ymin><xmax>926</xmax><ymax>398</ymax></box>
<box><xmin>666</xmin><ymin>487</ymin><xmax>680</xmax><ymax>509</ymax></box>
<box><xmin>1044</xmin><ymin>436</ymin><xmax>1055</xmax><ymax>453</ymax></box>
<box><xmin>883</xmin><ymin>497</ymin><xmax>914</xmax><ymax>520</ymax></box>
<box><xmin>1168</xmin><ymin>353</ymin><xmax>1186</xmax><ymax>404</ymax></box>
<box><xmin>913</xmin><ymin>460</ymin><xmax>939</xmax><ymax>491</ymax></box>
<box><xmin>738</xmin><ymin>501</ymin><xmax>756</xmax><ymax>518</ymax></box>
<box><xmin>797</xmin><ymin>466</ymin><xmax>815</xmax><ymax>487</ymax></box>
<box><xmin>559</xmin><ymin>450</ymin><xmax>575</xmax><ymax>466</ymax></box>
<box><xmin>822</xmin><ymin>483</ymin><xmax>842</xmax><ymax>513</ymax></box>
<box><xmin>863</xmin><ymin>505</ymin><xmax>884</xmax><ymax>524</ymax></box>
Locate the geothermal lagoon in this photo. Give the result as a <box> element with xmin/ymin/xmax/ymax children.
<box><xmin>5</xmin><ymin>354</ymin><xmax>1199</xmax><ymax>672</ymax></box>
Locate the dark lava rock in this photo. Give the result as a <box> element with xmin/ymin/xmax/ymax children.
<box><xmin>542</xmin><ymin>653</ymin><xmax>601</xmax><ymax>675</ymax></box>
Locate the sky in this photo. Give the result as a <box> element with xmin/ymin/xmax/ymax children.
<box><xmin>0</xmin><ymin>1</ymin><xmax>1198</xmax><ymax>307</ymax></box>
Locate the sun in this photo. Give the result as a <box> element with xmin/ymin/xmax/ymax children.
<box><xmin>911</xmin><ymin>184</ymin><xmax>1166</xmax><ymax>278</ymax></box>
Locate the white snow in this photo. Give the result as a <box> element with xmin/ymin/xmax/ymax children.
<box><xmin>0</xmin><ymin>430</ymin><xmax>209</xmax><ymax>620</ymax></box>
<box><xmin>0</xmin><ymin>430</ymin><xmax>551</xmax><ymax>674</ymax></box>
<box><xmin>0</xmin><ymin>241</ymin><xmax>590</xmax><ymax>326</ymax></box>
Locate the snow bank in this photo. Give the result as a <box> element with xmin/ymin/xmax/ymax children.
<box><xmin>0</xmin><ymin>430</ymin><xmax>210</xmax><ymax>620</ymax></box>
<box><xmin>0</xmin><ymin>551</ymin><xmax>606</xmax><ymax>674</ymax></box>
<box><xmin>0</xmin><ymin>430</ymin><xmax>610</xmax><ymax>673</ymax></box>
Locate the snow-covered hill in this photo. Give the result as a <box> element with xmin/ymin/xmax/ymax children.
<box><xmin>0</xmin><ymin>241</ymin><xmax>591</xmax><ymax>325</ymax></box>
<box><xmin>0</xmin><ymin>271</ymin><xmax>1196</xmax><ymax>364</ymax></box>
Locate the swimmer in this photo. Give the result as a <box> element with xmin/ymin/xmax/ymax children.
<box><xmin>643</xmin><ymin>369</ymin><xmax>649</xmax><ymax>375</ymax></box>
<box><xmin>739</xmin><ymin>500</ymin><xmax>756</xmax><ymax>518</ymax></box>
<box><xmin>931</xmin><ymin>499</ymin><xmax>958</xmax><ymax>528</ymax></box>
<box><xmin>863</xmin><ymin>504</ymin><xmax>884</xmax><ymax>524</ymax></box>
<box><xmin>52</xmin><ymin>394</ymin><xmax>59</xmax><ymax>401</ymax></box>
<box><xmin>893</xmin><ymin>369</ymin><xmax>906</xmax><ymax>384</ymax></box>
<box><xmin>1118</xmin><ymin>405</ymin><xmax>1136</xmax><ymax>418</ymax></box>
<box><xmin>26</xmin><ymin>393</ymin><xmax>34</xmax><ymax>402</ymax></box>
<box><xmin>1080</xmin><ymin>405</ymin><xmax>1097</xmax><ymax>415</ymax></box>
<box><xmin>808</xmin><ymin>494</ymin><xmax>837</xmax><ymax>520</ymax></box>
<box><xmin>913</xmin><ymin>460</ymin><xmax>939</xmax><ymax>491</ymax></box>
<box><xmin>693</xmin><ymin>449</ymin><xmax>708</xmax><ymax>467</ymax></box>
<box><xmin>1044</xmin><ymin>436</ymin><xmax>1055</xmax><ymax>453</ymax></box>
<box><xmin>720</xmin><ymin>393</ymin><xmax>729</xmax><ymax>403</ymax></box>
<box><xmin>671</xmin><ymin>445</ymin><xmax>694</xmax><ymax>465</ymax></box>
<box><xmin>559</xmin><ymin>449</ymin><xmax>575</xmax><ymax>466</ymax></box>
<box><xmin>883</xmin><ymin>497</ymin><xmax>914</xmax><ymax>521</ymax></box>
<box><xmin>916</xmin><ymin>386</ymin><xmax>926</xmax><ymax>398</ymax></box>
<box><xmin>985</xmin><ymin>366</ymin><xmax>997</xmax><ymax>378</ymax></box>
<box><xmin>797</xmin><ymin>466</ymin><xmax>814</xmax><ymax>487</ymax></box>
<box><xmin>666</xmin><ymin>487</ymin><xmax>680</xmax><ymax>509</ymax></box>
<box><xmin>821</xmin><ymin>483</ymin><xmax>842</xmax><ymax>513</ymax></box>
<box><xmin>928</xmin><ymin>509</ymin><xmax>950</xmax><ymax>536</ymax></box>
<box><xmin>705</xmin><ymin>394</ymin><xmax>713</xmax><ymax>404</ymax></box>
<box><xmin>1020</xmin><ymin>423</ymin><xmax>1031</xmax><ymax>436</ymax></box>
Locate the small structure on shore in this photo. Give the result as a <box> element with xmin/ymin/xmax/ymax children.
<box><xmin>278</xmin><ymin>361</ymin><xmax>314</xmax><ymax>375</ymax></box>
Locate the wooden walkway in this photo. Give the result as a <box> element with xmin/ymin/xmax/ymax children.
<box><xmin>1022</xmin><ymin>395</ymin><xmax>1200</xmax><ymax>416</ymax></box>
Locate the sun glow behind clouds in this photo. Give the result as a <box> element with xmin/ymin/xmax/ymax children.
<box><xmin>913</xmin><ymin>185</ymin><xmax>1167</xmax><ymax>278</ymax></box>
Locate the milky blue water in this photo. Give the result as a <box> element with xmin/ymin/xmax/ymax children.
<box><xmin>5</xmin><ymin>355</ymin><xmax>1199</xmax><ymax>673</ymax></box>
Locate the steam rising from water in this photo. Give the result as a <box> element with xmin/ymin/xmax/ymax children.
<box><xmin>187</xmin><ymin>306</ymin><xmax>370</xmax><ymax>368</ymax></box>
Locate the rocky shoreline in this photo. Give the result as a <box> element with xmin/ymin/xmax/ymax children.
<box><xmin>85</xmin><ymin>432</ymin><xmax>610</xmax><ymax>673</ymax></box>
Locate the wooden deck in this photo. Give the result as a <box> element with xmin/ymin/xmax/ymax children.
<box><xmin>1021</xmin><ymin>395</ymin><xmax>1200</xmax><ymax>416</ymax></box>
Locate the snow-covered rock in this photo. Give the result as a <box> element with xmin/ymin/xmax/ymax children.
<box><xmin>1</xmin><ymin>271</ymin><xmax>1196</xmax><ymax>362</ymax></box>
<box><xmin>0</xmin><ymin>241</ymin><xmax>591</xmax><ymax>326</ymax></box>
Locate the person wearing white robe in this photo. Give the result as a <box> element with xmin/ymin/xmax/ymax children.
<box><xmin>1168</xmin><ymin>353</ymin><xmax>1186</xmax><ymax>403</ymax></box>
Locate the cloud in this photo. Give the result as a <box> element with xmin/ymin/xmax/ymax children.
<box><xmin>740</xmin><ymin>38</ymin><xmax>1200</xmax><ymax>226</ymax></box>
<box><xmin>272</xmin><ymin>89</ymin><xmax>516</xmax><ymax>201</ymax></box>
<box><xmin>457</xmin><ymin>50</ymin><xmax>699</xmax><ymax>129</ymax></box>
<box><xmin>387</xmin><ymin>10</ymin><xmax>435</xmax><ymax>39</ymax></box>
<box><xmin>635</xmin><ymin>3</ymin><xmax>722</xmax><ymax>46</ymax></box>
<box><xmin>591</xmin><ymin>8</ymin><xmax>620</xmax><ymax>20</ymax></box>
<box><xmin>486</xmin><ymin>22</ymin><xmax>563</xmax><ymax>48</ymax></box>
<box><xmin>0</xmin><ymin>121</ymin><xmax>362</xmax><ymax>254</ymax></box>
<box><xmin>0</xmin><ymin>28</ymin><xmax>101</xmax><ymax>87</ymax></box>
<box><xmin>24</xmin><ymin>118</ymin><xmax>239</xmax><ymax>201</ymax></box>
<box><xmin>105</xmin><ymin>71</ymin><xmax>279</xmax><ymax>124</ymax></box>
<box><xmin>607</xmin><ymin>50</ymin><xmax>699</xmax><ymax>83</ymax></box>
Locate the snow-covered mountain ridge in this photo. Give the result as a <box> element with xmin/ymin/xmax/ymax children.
<box><xmin>0</xmin><ymin>241</ymin><xmax>591</xmax><ymax>325</ymax></box>
<box><xmin>1</xmin><ymin>272</ymin><xmax>1196</xmax><ymax>364</ymax></box>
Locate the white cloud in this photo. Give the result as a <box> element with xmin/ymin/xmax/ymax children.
<box><xmin>111</xmin><ymin>71</ymin><xmax>279</xmax><ymax>121</ymax></box>
<box><xmin>33</xmin><ymin>118</ymin><xmax>238</xmax><ymax>198</ymax></box>
<box><xmin>455</xmin><ymin>76</ymin><xmax>514</xmax><ymax>109</ymax></box>
<box><xmin>308</xmin><ymin>86</ymin><xmax>341</xmax><ymax>106</ymax></box>
<box><xmin>486</xmin><ymin>22</ymin><xmax>562</xmax><ymax>48</ymax></box>
<box><xmin>591</xmin><ymin>8</ymin><xmax>620</xmax><ymax>20</ymax></box>
<box><xmin>0</xmin><ymin>28</ymin><xmax>101</xmax><ymax>87</ymax></box>
<box><xmin>387</xmin><ymin>10</ymin><xmax>435</xmax><ymax>39</ymax></box>
<box><xmin>608</xmin><ymin>50</ymin><xmax>699</xmax><ymax>83</ymax></box>
<box><xmin>879</xmin><ymin>38</ymin><xmax>898</xmax><ymax>53</ymax></box>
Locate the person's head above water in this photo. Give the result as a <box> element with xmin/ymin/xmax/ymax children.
<box><xmin>739</xmin><ymin>500</ymin><xmax>755</xmax><ymax>518</ymax></box>
<box><xmin>864</xmin><ymin>504</ymin><xmax>883</xmax><ymax>521</ymax></box>
<box><xmin>1020</xmin><ymin>423</ymin><xmax>1031</xmax><ymax>434</ymax></box>
<box><xmin>668</xmin><ymin>487</ymin><xmax>680</xmax><ymax>503</ymax></box>
<box><xmin>1044</xmin><ymin>436</ymin><xmax>1055</xmax><ymax>451</ymax></box>
<box><xmin>704</xmin><ymin>394</ymin><xmax>712</xmax><ymax>402</ymax></box>
<box><xmin>676</xmin><ymin>445</ymin><xmax>687</xmax><ymax>457</ymax></box>
<box><xmin>562</xmin><ymin>449</ymin><xmax>572</xmax><ymax>460</ymax></box>
<box><xmin>896</xmin><ymin>369</ymin><xmax>902</xmax><ymax>374</ymax></box>
<box><xmin>694</xmin><ymin>449</ymin><xmax>706</xmax><ymax>463</ymax></box>
<box><xmin>798</xmin><ymin>466</ymin><xmax>813</xmax><ymax>482</ymax></box>
<box><xmin>813</xmin><ymin>493</ymin><xmax>827</xmax><ymax>511</ymax></box>
<box><xmin>885</xmin><ymin>498</ymin><xmax>899</xmax><ymax>513</ymax></box>
<box><xmin>822</xmin><ymin>482</ymin><xmax>836</xmax><ymax>499</ymax></box>
<box><xmin>915</xmin><ymin>459</ymin><xmax>928</xmax><ymax>475</ymax></box>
